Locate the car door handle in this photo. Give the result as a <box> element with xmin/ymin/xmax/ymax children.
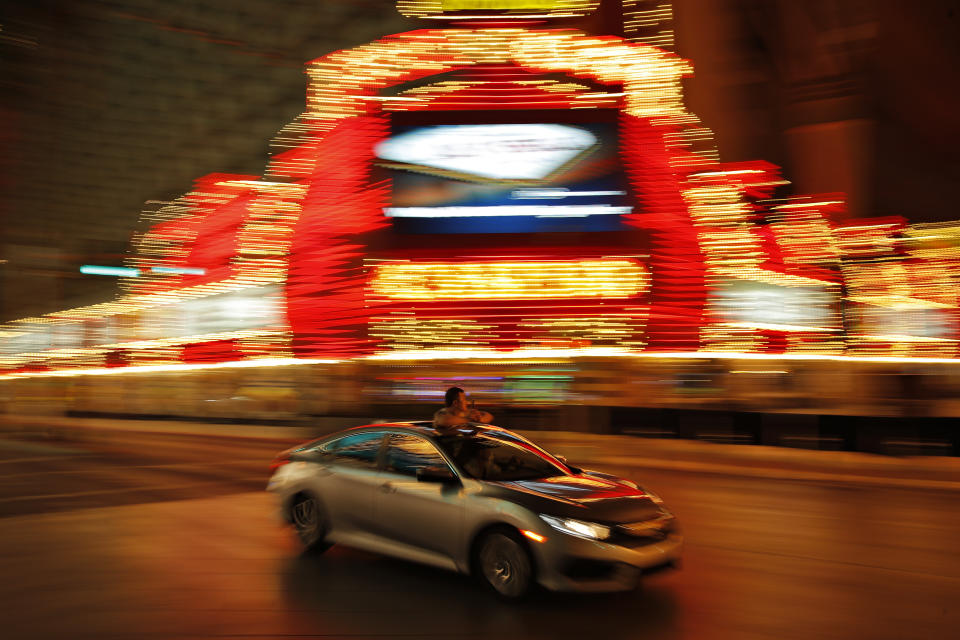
<box><xmin>379</xmin><ymin>482</ymin><xmax>396</xmax><ymax>494</ymax></box>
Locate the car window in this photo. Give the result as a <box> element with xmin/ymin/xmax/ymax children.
<box><xmin>384</xmin><ymin>433</ymin><xmax>451</xmax><ymax>477</ymax></box>
<box><xmin>437</xmin><ymin>433</ymin><xmax>567</xmax><ymax>481</ymax></box>
<box><xmin>325</xmin><ymin>431</ymin><xmax>385</xmax><ymax>467</ymax></box>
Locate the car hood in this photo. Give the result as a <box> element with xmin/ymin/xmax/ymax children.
<box><xmin>483</xmin><ymin>474</ymin><xmax>664</xmax><ymax>524</ymax></box>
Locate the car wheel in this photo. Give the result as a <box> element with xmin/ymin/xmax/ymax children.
<box><xmin>478</xmin><ymin>531</ymin><xmax>534</xmax><ymax>600</ymax></box>
<box><xmin>290</xmin><ymin>494</ymin><xmax>332</xmax><ymax>554</ymax></box>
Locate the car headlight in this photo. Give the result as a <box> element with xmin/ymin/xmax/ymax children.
<box><xmin>539</xmin><ymin>514</ymin><xmax>611</xmax><ymax>541</ymax></box>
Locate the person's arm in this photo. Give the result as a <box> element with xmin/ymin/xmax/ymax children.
<box><xmin>469</xmin><ymin>408</ymin><xmax>493</xmax><ymax>423</ymax></box>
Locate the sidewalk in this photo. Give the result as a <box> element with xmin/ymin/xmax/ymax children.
<box><xmin>4</xmin><ymin>413</ymin><xmax>960</xmax><ymax>492</ymax></box>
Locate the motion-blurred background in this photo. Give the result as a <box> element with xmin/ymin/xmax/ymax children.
<box><xmin>2</xmin><ymin>1</ymin><xmax>960</xmax><ymax>453</ymax></box>
<box><xmin>2</xmin><ymin>0</ymin><xmax>958</xmax><ymax>318</ymax></box>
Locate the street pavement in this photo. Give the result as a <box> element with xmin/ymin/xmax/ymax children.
<box><xmin>1</xmin><ymin>416</ymin><xmax>959</xmax><ymax>639</ymax></box>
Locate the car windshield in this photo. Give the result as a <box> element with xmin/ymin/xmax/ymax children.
<box><xmin>436</xmin><ymin>431</ymin><xmax>568</xmax><ymax>481</ymax></box>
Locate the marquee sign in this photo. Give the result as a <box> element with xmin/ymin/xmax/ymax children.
<box><xmin>396</xmin><ymin>0</ymin><xmax>601</xmax><ymax>18</ymax></box>
<box><xmin>370</xmin><ymin>259</ymin><xmax>647</xmax><ymax>300</ymax></box>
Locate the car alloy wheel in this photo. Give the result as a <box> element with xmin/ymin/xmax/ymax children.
<box><xmin>479</xmin><ymin>531</ymin><xmax>533</xmax><ymax>599</ymax></box>
<box><xmin>291</xmin><ymin>494</ymin><xmax>331</xmax><ymax>553</ymax></box>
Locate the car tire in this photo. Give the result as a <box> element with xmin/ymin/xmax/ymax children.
<box><xmin>290</xmin><ymin>493</ymin><xmax>332</xmax><ymax>554</ymax></box>
<box><xmin>477</xmin><ymin>530</ymin><xmax>534</xmax><ymax>600</ymax></box>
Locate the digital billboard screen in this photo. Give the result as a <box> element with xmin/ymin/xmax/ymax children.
<box><xmin>375</xmin><ymin>122</ymin><xmax>632</xmax><ymax>234</ymax></box>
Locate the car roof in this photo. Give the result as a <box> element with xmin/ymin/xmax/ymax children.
<box><xmin>339</xmin><ymin>421</ymin><xmax>506</xmax><ymax>440</ymax></box>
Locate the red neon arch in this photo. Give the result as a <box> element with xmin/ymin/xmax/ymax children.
<box><xmin>282</xmin><ymin>28</ymin><xmax>711</xmax><ymax>357</ymax></box>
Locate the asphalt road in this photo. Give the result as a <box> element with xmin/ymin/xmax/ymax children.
<box><xmin>1</xmin><ymin>431</ymin><xmax>958</xmax><ymax>639</ymax></box>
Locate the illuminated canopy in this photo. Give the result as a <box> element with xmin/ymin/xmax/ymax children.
<box><xmin>397</xmin><ymin>0</ymin><xmax>601</xmax><ymax>19</ymax></box>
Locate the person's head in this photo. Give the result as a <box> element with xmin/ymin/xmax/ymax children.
<box><xmin>444</xmin><ymin>386</ymin><xmax>467</xmax><ymax>411</ymax></box>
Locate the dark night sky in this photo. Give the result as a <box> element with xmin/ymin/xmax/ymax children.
<box><xmin>0</xmin><ymin>0</ymin><xmax>411</xmax><ymax>319</ymax></box>
<box><xmin>1</xmin><ymin>0</ymin><xmax>959</xmax><ymax>320</ymax></box>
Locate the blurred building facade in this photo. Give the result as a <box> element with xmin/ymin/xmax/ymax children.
<box><xmin>3</xmin><ymin>1</ymin><xmax>958</xmax><ymax>321</ymax></box>
<box><xmin>1</xmin><ymin>1</ymin><xmax>959</xmax><ymax>452</ymax></box>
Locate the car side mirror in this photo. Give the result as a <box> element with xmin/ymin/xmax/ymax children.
<box><xmin>416</xmin><ymin>465</ymin><xmax>458</xmax><ymax>483</ymax></box>
<box><xmin>555</xmin><ymin>454</ymin><xmax>568</xmax><ymax>465</ymax></box>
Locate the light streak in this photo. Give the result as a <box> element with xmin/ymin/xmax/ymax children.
<box><xmin>511</xmin><ymin>189</ymin><xmax>628</xmax><ymax>199</ymax></box>
<box><xmin>150</xmin><ymin>267</ymin><xmax>207</xmax><ymax>275</ymax></box>
<box><xmin>0</xmin><ymin>357</ymin><xmax>339</xmax><ymax>380</ymax></box>
<box><xmin>723</xmin><ymin>322</ymin><xmax>844</xmax><ymax>333</ymax></box>
<box><xmin>383</xmin><ymin>206</ymin><xmax>630</xmax><ymax>218</ymax></box>
<box><xmin>80</xmin><ymin>266</ymin><xmax>140</xmax><ymax>277</ymax></box>
<box><xmin>396</xmin><ymin>0</ymin><xmax>600</xmax><ymax>18</ymax></box>
<box><xmin>521</xmin><ymin>530</ymin><xmax>547</xmax><ymax>543</ymax></box>
<box><xmin>369</xmin><ymin>259</ymin><xmax>647</xmax><ymax>300</ymax></box>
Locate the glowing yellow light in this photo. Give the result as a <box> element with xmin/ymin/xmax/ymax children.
<box><xmin>397</xmin><ymin>0</ymin><xmax>599</xmax><ymax>18</ymax></box>
<box><xmin>775</xmin><ymin>200</ymin><xmax>844</xmax><ymax>210</ymax></box>
<box><xmin>729</xmin><ymin>370</ymin><xmax>788</xmax><ymax>374</ymax></box>
<box><xmin>0</xmin><ymin>357</ymin><xmax>339</xmax><ymax>380</ymax></box>
<box><xmin>366</xmin><ymin>347</ymin><xmax>633</xmax><ymax>361</ymax></box>
<box><xmin>11</xmin><ymin>349</ymin><xmax>960</xmax><ymax>381</ymax></box>
<box><xmin>369</xmin><ymin>259</ymin><xmax>647</xmax><ymax>300</ymax></box>
<box><xmin>845</xmin><ymin>295</ymin><xmax>954</xmax><ymax>310</ymax></box>
<box><xmin>722</xmin><ymin>322</ymin><xmax>843</xmax><ymax>333</ymax></box>
<box><xmin>521</xmin><ymin>529</ymin><xmax>547</xmax><ymax>543</ymax></box>
<box><xmin>856</xmin><ymin>335</ymin><xmax>958</xmax><ymax>343</ymax></box>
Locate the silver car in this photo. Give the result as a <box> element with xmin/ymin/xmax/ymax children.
<box><xmin>267</xmin><ymin>422</ymin><xmax>681</xmax><ymax>598</ymax></box>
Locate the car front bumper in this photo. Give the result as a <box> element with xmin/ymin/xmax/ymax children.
<box><xmin>532</xmin><ymin>531</ymin><xmax>683</xmax><ymax>592</ymax></box>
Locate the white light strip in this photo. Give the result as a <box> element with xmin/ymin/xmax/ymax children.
<box><xmin>0</xmin><ymin>357</ymin><xmax>340</xmax><ymax>380</ymax></box>
<box><xmin>366</xmin><ymin>348</ymin><xmax>633</xmax><ymax>361</ymax></box>
<box><xmin>7</xmin><ymin>349</ymin><xmax>960</xmax><ymax>380</ymax></box>
<box><xmin>512</xmin><ymin>189</ymin><xmax>627</xmax><ymax>199</ymax></box>
<box><xmin>774</xmin><ymin>201</ymin><xmax>844</xmax><ymax>210</ymax></box>
<box><xmin>723</xmin><ymin>322</ymin><xmax>843</xmax><ymax>333</ymax></box>
<box><xmin>574</xmin><ymin>92</ymin><xmax>627</xmax><ymax>99</ymax></box>
<box><xmin>365</xmin><ymin>349</ymin><xmax>960</xmax><ymax>365</ymax></box>
<box><xmin>384</xmin><ymin>205</ymin><xmax>631</xmax><ymax>218</ymax></box>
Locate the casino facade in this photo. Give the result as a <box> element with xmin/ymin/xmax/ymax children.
<box><xmin>3</xmin><ymin>1</ymin><xmax>960</xmax><ymax>433</ymax></box>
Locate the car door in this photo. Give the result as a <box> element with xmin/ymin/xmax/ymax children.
<box><xmin>315</xmin><ymin>430</ymin><xmax>386</xmax><ymax>536</ymax></box>
<box><xmin>373</xmin><ymin>433</ymin><xmax>465</xmax><ymax>562</ymax></box>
